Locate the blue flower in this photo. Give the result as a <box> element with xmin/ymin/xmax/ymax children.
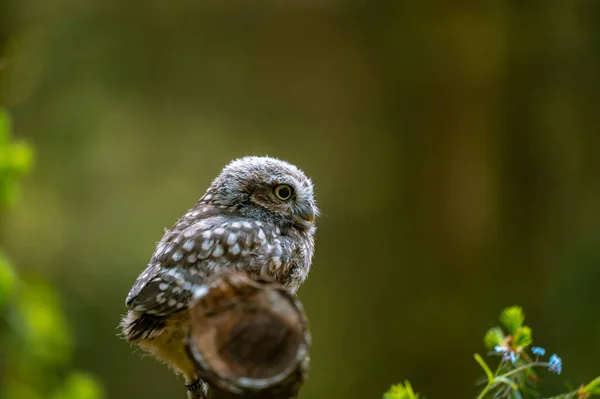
<box><xmin>531</xmin><ymin>346</ymin><xmax>546</xmax><ymax>356</ymax></box>
<box><xmin>501</xmin><ymin>350</ymin><xmax>519</xmax><ymax>364</ymax></box>
<box><xmin>548</xmin><ymin>354</ymin><xmax>562</xmax><ymax>375</ymax></box>
<box><xmin>494</xmin><ymin>345</ymin><xmax>508</xmax><ymax>353</ymax></box>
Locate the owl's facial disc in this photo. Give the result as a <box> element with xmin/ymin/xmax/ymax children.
<box><xmin>251</xmin><ymin>179</ymin><xmax>317</xmax><ymax>225</ymax></box>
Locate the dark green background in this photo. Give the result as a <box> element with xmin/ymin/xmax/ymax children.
<box><xmin>2</xmin><ymin>1</ymin><xmax>600</xmax><ymax>398</ymax></box>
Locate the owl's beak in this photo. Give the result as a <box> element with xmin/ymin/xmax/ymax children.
<box><xmin>298</xmin><ymin>205</ymin><xmax>316</xmax><ymax>224</ymax></box>
<box><xmin>305</xmin><ymin>211</ymin><xmax>315</xmax><ymax>224</ymax></box>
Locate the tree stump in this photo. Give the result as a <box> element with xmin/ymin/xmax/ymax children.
<box><xmin>185</xmin><ymin>272</ymin><xmax>311</xmax><ymax>399</ymax></box>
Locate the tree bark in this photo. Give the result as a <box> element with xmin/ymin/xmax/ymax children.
<box><xmin>185</xmin><ymin>272</ymin><xmax>311</xmax><ymax>399</ymax></box>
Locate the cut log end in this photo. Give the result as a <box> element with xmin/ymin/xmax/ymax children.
<box><xmin>185</xmin><ymin>272</ymin><xmax>310</xmax><ymax>398</ymax></box>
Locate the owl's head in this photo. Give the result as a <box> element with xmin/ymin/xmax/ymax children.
<box><xmin>204</xmin><ymin>156</ymin><xmax>318</xmax><ymax>230</ymax></box>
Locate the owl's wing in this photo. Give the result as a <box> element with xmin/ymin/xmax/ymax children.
<box><xmin>125</xmin><ymin>263</ymin><xmax>194</xmax><ymax>316</ymax></box>
<box><xmin>125</xmin><ymin>216</ymin><xmax>218</xmax><ymax>316</ymax></box>
<box><xmin>125</xmin><ymin>211</ymin><xmax>276</xmax><ymax>317</ymax></box>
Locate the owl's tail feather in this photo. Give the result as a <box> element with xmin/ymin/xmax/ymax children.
<box><xmin>120</xmin><ymin>311</ymin><xmax>167</xmax><ymax>342</ymax></box>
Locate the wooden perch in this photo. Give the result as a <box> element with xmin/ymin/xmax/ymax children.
<box><xmin>185</xmin><ymin>272</ymin><xmax>311</xmax><ymax>399</ymax></box>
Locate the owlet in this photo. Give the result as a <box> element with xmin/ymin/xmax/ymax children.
<box><xmin>120</xmin><ymin>156</ymin><xmax>318</xmax><ymax>398</ymax></box>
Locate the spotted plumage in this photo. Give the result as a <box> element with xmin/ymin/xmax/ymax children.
<box><xmin>120</xmin><ymin>156</ymin><xmax>318</xmax><ymax>398</ymax></box>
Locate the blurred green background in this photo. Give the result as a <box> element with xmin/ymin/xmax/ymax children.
<box><xmin>1</xmin><ymin>1</ymin><xmax>600</xmax><ymax>398</ymax></box>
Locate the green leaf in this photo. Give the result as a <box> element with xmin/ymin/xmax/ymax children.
<box><xmin>500</xmin><ymin>306</ymin><xmax>525</xmax><ymax>335</ymax></box>
<box><xmin>484</xmin><ymin>327</ymin><xmax>505</xmax><ymax>349</ymax></box>
<box><xmin>0</xmin><ymin>251</ymin><xmax>16</xmax><ymax>309</ymax></box>
<box><xmin>582</xmin><ymin>376</ymin><xmax>600</xmax><ymax>394</ymax></box>
<box><xmin>0</xmin><ymin>107</ymin><xmax>34</xmax><ymax>207</ymax></box>
<box><xmin>0</xmin><ymin>139</ymin><xmax>34</xmax><ymax>177</ymax></box>
<box><xmin>15</xmin><ymin>279</ymin><xmax>73</xmax><ymax>364</ymax></box>
<box><xmin>474</xmin><ymin>353</ymin><xmax>494</xmax><ymax>382</ymax></box>
<box><xmin>496</xmin><ymin>376</ymin><xmax>519</xmax><ymax>390</ymax></box>
<box><xmin>5</xmin><ymin>140</ymin><xmax>34</xmax><ymax>175</ymax></box>
<box><xmin>510</xmin><ymin>389</ymin><xmax>523</xmax><ymax>399</ymax></box>
<box><xmin>383</xmin><ymin>381</ymin><xmax>421</xmax><ymax>399</ymax></box>
<box><xmin>52</xmin><ymin>371</ymin><xmax>104</xmax><ymax>399</ymax></box>
<box><xmin>513</xmin><ymin>326</ymin><xmax>532</xmax><ymax>348</ymax></box>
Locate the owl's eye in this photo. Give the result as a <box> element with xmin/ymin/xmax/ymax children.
<box><xmin>274</xmin><ymin>184</ymin><xmax>294</xmax><ymax>201</ymax></box>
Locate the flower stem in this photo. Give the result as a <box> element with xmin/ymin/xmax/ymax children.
<box><xmin>475</xmin><ymin>382</ymin><xmax>493</xmax><ymax>399</ymax></box>
<box><xmin>500</xmin><ymin>362</ymin><xmax>549</xmax><ymax>379</ymax></box>
<box><xmin>476</xmin><ymin>361</ymin><xmax>550</xmax><ymax>399</ymax></box>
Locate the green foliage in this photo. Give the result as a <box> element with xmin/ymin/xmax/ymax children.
<box><xmin>52</xmin><ymin>372</ymin><xmax>104</xmax><ymax>399</ymax></box>
<box><xmin>384</xmin><ymin>306</ymin><xmax>600</xmax><ymax>399</ymax></box>
<box><xmin>483</xmin><ymin>327</ymin><xmax>505</xmax><ymax>349</ymax></box>
<box><xmin>0</xmin><ymin>251</ymin><xmax>16</xmax><ymax>309</ymax></box>
<box><xmin>0</xmin><ymin>106</ymin><xmax>103</xmax><ymax>399</ymax></box>
<box><xmin>474</xmin><ymin>354</ymin><xmax>494</xmax><ymax>382</ymax></box>
<box><xmin>583</xmin><ymin>377</ymin><xmax>600</xmax><ymax>395</ymax></box>
<box><xmin>14</xmin><ymin>279</ymin><xmax>73</xmax><ymax>364</ymax></box>
<box><xmin>384</xmin><ymin>381</ymin><xmax>422</xmax><ymax>399</ymax></box>
<box><xmin>0</xmin><ymin>108</ymin><xmax>34</xmax><ymax>207</ymax></box>
<box><xmin>500</xmin><ymin>306</ymin><xmax>525</xmax><ymax>335</ymax></box>
<box><xmin>513</xmin><ymin>326</ymin><xmax>532</xmax><ymax>348</ymax></box>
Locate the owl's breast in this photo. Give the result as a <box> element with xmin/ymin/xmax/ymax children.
<box><xmin>269</xmin><ymin>231</ymin><xmax>314</xmax><ymax>293</ymax></box>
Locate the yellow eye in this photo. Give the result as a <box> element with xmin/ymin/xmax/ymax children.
<box><xmin>274</xmin><ymin>184</ymin><xmax>294</xmax><ymax>201</ymax></box>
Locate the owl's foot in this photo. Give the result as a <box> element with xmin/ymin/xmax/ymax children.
<box><xmin>186</xmin><ymin>379</ymin><xmax>209</xmax><ymax>399</ymax></box>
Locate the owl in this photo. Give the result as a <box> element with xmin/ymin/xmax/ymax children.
<box><xmin>120</xmin><ymin>156</ymin><xmax>318</xmax><ymax>398</ymax></box>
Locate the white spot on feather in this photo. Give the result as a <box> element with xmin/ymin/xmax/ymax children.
<box><xmin>230</xmin><ymin>243</ymin><xmax>241</xmax><ymax>255</ymax></box>
<box><xmin>214</xmin><ymin>227</ymin><xmax>226</xmax><ymax>235</ymax></box>
<box><xmin>172</xmin><ymin>251</ymin><xmax>183</xmax><ymax>262</ymax></box>
<box><xmin>212</xmin><ymin>245</ymin><xmax>224</xmax><ymax>258</ymax></box>
<box><xmin>257</xmin><ymin>229</ymin><xmax>266</xmax><ymax>240</ymax></box>
<box><xmin>227</xmin><ymin>233</ymin><xmax>238</xmax><ymax>246</ymax></box>
<box><xmin>201</xmin><ymin>240</ymin><xmax>213</xmax><ymax>251</ymax></box>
